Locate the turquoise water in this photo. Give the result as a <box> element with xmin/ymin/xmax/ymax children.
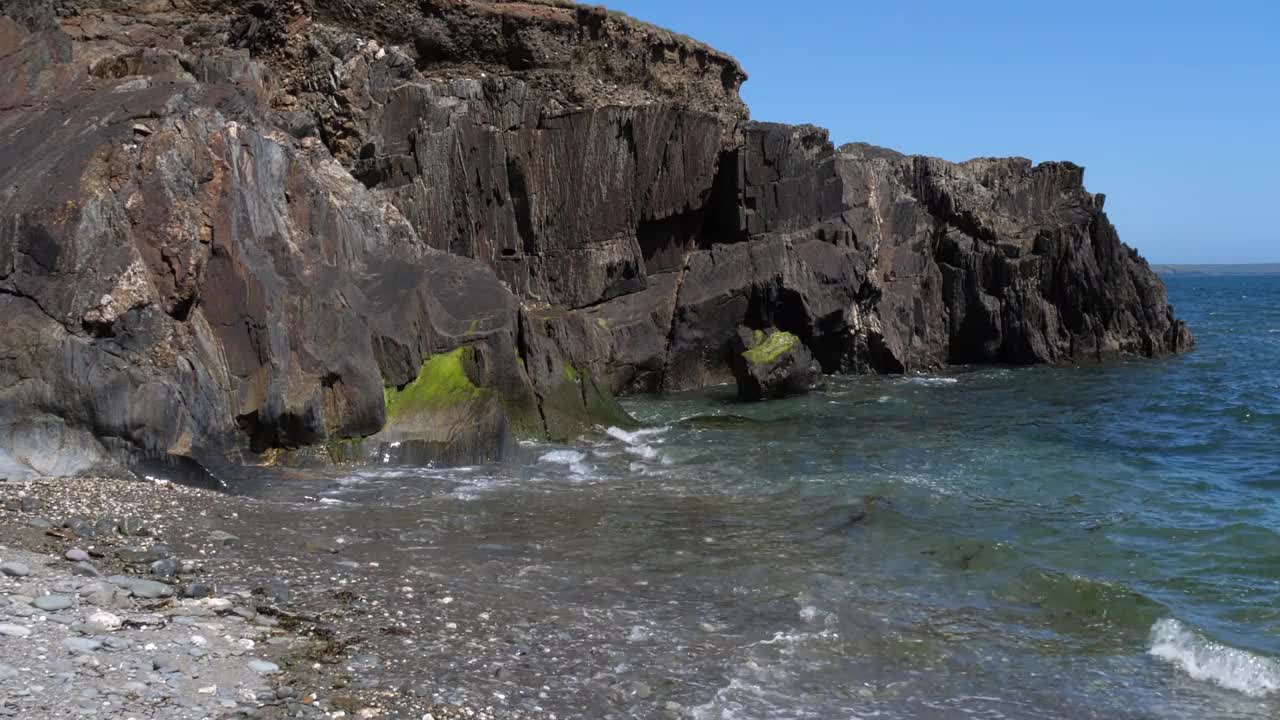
<box><xmin>240</xmin><ymin>274</ymin><xmax>1280</xmax><ymax>718</ymax></box>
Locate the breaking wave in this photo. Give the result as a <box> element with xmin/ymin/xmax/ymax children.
<box><xmin>900</xmin><ymin>375</ymin><xmax>959</xmax><ymax>386</ymax></box>
<box><xmin>606</xmin><ymin>425</ymin><xmax>669</xmax><ymax>464</ymax></box>
<box><xmin>1148</xmin><ymin>618</ymin><xmax>1280</xmax><ymax>697</ymax></box>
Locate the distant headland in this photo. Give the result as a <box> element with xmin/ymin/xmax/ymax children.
<box><xmin>1154</xmin><ymin>264</ymin><xmax>1280</xmax><ymax>276</ymax></box>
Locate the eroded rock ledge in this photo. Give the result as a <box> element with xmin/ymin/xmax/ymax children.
<box><xmin>0</xmin><ymin>0</ymin><xmax>1192</xmax><ymax>480</ymax></box>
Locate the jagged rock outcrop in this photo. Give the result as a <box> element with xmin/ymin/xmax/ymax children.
<box><xmin>0</xmin><ymin>0</ymin><xmax>1192</xmax><ymax>480</ymax></box>
<box><xmin>838</xmin><ymin>143</ymin><xmax>1194</xmax><ymax>369</ymax></box>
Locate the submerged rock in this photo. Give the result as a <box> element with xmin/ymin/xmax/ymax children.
<box><xmin>61</xmin><ymin>637</ymin><xmax>101</xmax><ymax>655</ymax></box>
<box><xmin>674</xmin><ymin>414</ymin><xmax>760</xmax><ymax>430</ymax></box>
<box><xmin>207</xmin><ymin>531</ymin><xmax>240</xmax><ymax>548</ymax></box>
<box><xmin>149</xmin><ymin>558</ymin><xmax>179</xmax><ymax>578</ymax></box>
<box><xmin>33</xmin><ymin>595</ymin><xmax>74</xmax><ymax>612</ymax></box>
<box><xmin>248</xmin><ymin>659</ymin><xmax>280</xmax><ymax>675</ymax></box>
<box><xmin>0</xmin><ymin>624</ymin><xmax>31</xmax><ymax>638</ymax></box>
<box><xmin>730</xmin><ymin>329</ymin><xmax>821</xmax><ymax>401</ymax></box>
<box><xmin>179</xmin><ymin>582</ymin><xmax>215</xmax><ymax>600</ymax></box>
<box><xmin>119</xmin><ymin>518</ymin><xmax>151</xmax><ymax>537</ymax></box>
<box><xmin>304</xmin><ymin>538</ymin><xmax>342</xmax><ymax>555</ymax></box>
<box><xmin>0</xmin><ymin>561</ymin><xmax>31</xmax><ymax>577</ymax></box>
<box><xmin>128</xmin><ymin>580</ymin><xmax>174</xmax><ymax>600</ymax></box>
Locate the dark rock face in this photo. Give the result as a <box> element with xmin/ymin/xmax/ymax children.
<box><xmin>730</xmin><ymin>328</ymin><xmax>821</xmax><ymax>401</ymax></box>
<box><xmin>0</xmin><ymin>8</ymin><xmax>633</xmax><ymax>478</ymax></box>
<box><xmin>838</xmin><ymin>144</ymin><xmax>1194</xmax><ymax>369</ymax></box>
<box><xmin>0</xmin><ymin>1</ymin><xmax>1192</xmax><ymax>479</ymax></box>
<box><xmin>359</xmin><ymin>85</ymin><xmax>725</xmax><ymax>310</ymax></box>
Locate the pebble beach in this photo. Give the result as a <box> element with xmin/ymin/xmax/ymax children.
<box><xmin>0</xmin><ymin>477</ymin><xmax>514</xmax><ymax>720</ymax></box>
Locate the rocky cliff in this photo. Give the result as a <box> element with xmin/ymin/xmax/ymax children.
<box><xmin>0</xmin><ymin>0</ymin><xmax>1192</xmax><ymax>480</ymax></box>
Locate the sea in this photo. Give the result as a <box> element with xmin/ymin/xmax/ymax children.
<box><xmin>228</xmin><ymin>273</ymin><xmax>1280</xmax><ymax>719</ymax></box>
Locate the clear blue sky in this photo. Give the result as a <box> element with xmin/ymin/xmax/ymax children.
<box><xmin>605</xmin><ymin>1</ymin><xmax>1279</xmax><ymax>264</ymax></box>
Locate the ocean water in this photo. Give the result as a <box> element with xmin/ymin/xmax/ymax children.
<box><xmin>232</xmin><ymin>274</ymin><xmax>1280</xmax><ymax>718</ymax></box>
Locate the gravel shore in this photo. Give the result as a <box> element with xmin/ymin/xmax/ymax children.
<box><xmin>0</xmin><ymin>477</ymin><xmax>518</xmax><ymax>720</ymax></box>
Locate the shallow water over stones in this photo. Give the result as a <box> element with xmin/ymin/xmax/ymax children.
<box><xmin>11</xmin><ymin>274</ymin><xmax>1275</xmax><ymax>720</ymax></box>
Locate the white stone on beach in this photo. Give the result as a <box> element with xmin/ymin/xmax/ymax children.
<box><xmin>0</xmin><ymin>623</ymin><xmax>32</xmax><ymax>638</ymax></box>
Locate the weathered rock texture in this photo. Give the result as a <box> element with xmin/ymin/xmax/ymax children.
<box><xmin>838</xmin><ymin>143</ymin><xmax>1194</xmax><ymax>370</ymax></box>
<box><xmin>0</xmin><ymin>0</ymin><xmax>1191</xmax><ymax>480</ymax></box>
<box><xmin>730</xmin><ymin>329</ymin><xmax>821</xmax><ymax>401</ymax></box>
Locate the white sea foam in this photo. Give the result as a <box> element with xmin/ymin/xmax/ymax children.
<box><xmin>351</xmin><ymin>468</ymin><xmax>419</xmax><ymax>479</ymax></box>
<box><xmin>606</xmin><ymin>425</ymin><xmax>670</xmax><ymax>464</ymax></box>
<box><xmin>447</xmin><ymin>475</ymin><xmax>519</xmax><ymax>500</ymax></box>
<box><xmin>1148</xmin><ymin>618</ymin><xmax>1280</xmax><ymax>697</ymax></box>
<box><xmin>625</xmin><ymin>443</ymin><xmax>660</xmax><ymax>460</ymax></box>
<box><xmin>605</xmin><ymin>425</ymin><xmax>667</xmax><ymax>443</ymax></box>
<box><xmin>896</xmin><ymin>471</ymin><xmax>958</xmax><ymax>496</ymax></box>
<box><xmin>539</xmin><ymin>449</ymin><xmax>586</xmax><ymax>465</ymax></box>
<box><xmin>537</xmin><ymin>449</ymin><xmax>598</xmax><ymax>478</ymax></box>
<box><xmin>901</xmin><ymin>376</ymin><xmax>959</xmax><ymax>386</ymax></box>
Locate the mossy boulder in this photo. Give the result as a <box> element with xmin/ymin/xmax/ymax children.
<box><xmin>730</xmin><ymin>327</ymin><xmax>821</xmax><ymax>401</ymax></box>
<box><xmin>319</xmin><ymin>335</ymin><xmax>630</xmax><ymax>467</ymax></box>
<box><xmin>742</xmin><ymin>329</ymin><xmax>798</xmax><ymax>365</ymax></box>
<box><xmin>366</xmin><ymin>346</ymin><xmax>516</xmax><ymax>466</ymax></box>
<box><xmin>520</xmin><ymin>311</ymin><xmax>637</xmax><ymax>440</ymax></box>
<box><xmin>538</xmin><ymin>368</ymin><xmax>634</xmax><ymax>442</ymax></box>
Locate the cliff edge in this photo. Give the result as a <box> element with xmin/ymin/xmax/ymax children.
<box><xmin>0</xmin><ymin>0</ymin><xmax>1191</xmax><ymax>480</ymax></box>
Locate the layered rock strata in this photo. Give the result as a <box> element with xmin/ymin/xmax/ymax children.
<box><xmin>0</xmin><ymin>1</ymin><xmax>1192</xmax><ymax>479</ymax></box>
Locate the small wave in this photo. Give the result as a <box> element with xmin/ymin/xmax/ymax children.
<box><xmin>349</xmin><ymin>468</ymin><xmax>421</xmax><ymax>479</ymax></box>
<box><xmin>539</xmin><ymin>449</ymin><xmax>586</xmax><ymax>465</ymax></box>
<box><xmin>1001</xmin><ymin>568</ymin><xmax>1165</xmax><ymax>637</ymax></box>
<box><xmin>606</xmin><ymin>425</ymin><xmax>671</xmax><ymax>465</ymax></box>
<box><xmin>446</xmin><ymin>476</ymin><xmax>514</xmax><ymax>500</ymax></box>
<box><xmin>676</xmin><ymin>414</ymin><xmax>758</xmax><ymax>430</ymax></box>
<box><xmin>1148</xmin><ymin>618</ymin><xmax>1280</xmax><ymax>697</ymax></box>
<box><xmin>900</xmin><ymin>376</ymin><xmax>959</xmax><ymax>386</ymax></box>
<box><xmin>798</xmin><ymin>605</ymin><xmax>823</xmax><ymax>623</ymax></box>
<box><xmin>536</xmin><ymin>449</ymin><xmax>597</xmax><ymax>479</ymax></box>
<box><xmin>624</xmin><ymin>443</ymin><xmax>660</xmax><ymax>460</ymax></box>
<box><xmin>605</xmin><ymin>425</ymin><xmax>667</xmax><ymax>444</ymax></box>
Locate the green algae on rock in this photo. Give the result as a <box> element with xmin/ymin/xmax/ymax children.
<box><xmin>372</xmin><ymin>346</ymin><xmax>514</xmax><ymax>466</ymax></box>
<box><xmin>384</xmin><ymin>348</ymin><xmax>485</xmax><ymax>420</ymax></box>
<box><xmin>731</xmin><ymin>327</ymin><xmax>821</xmax><ymax>401</ymax></box>
<box><xmin>742</xmin><ymin>330</ymin><xmax>801</xmax><ymax>366</ymax></box>
<box><xmin>538</xmin><ymin>370</ymin><xmax>636</xmax><ymax>442</ymax></box>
